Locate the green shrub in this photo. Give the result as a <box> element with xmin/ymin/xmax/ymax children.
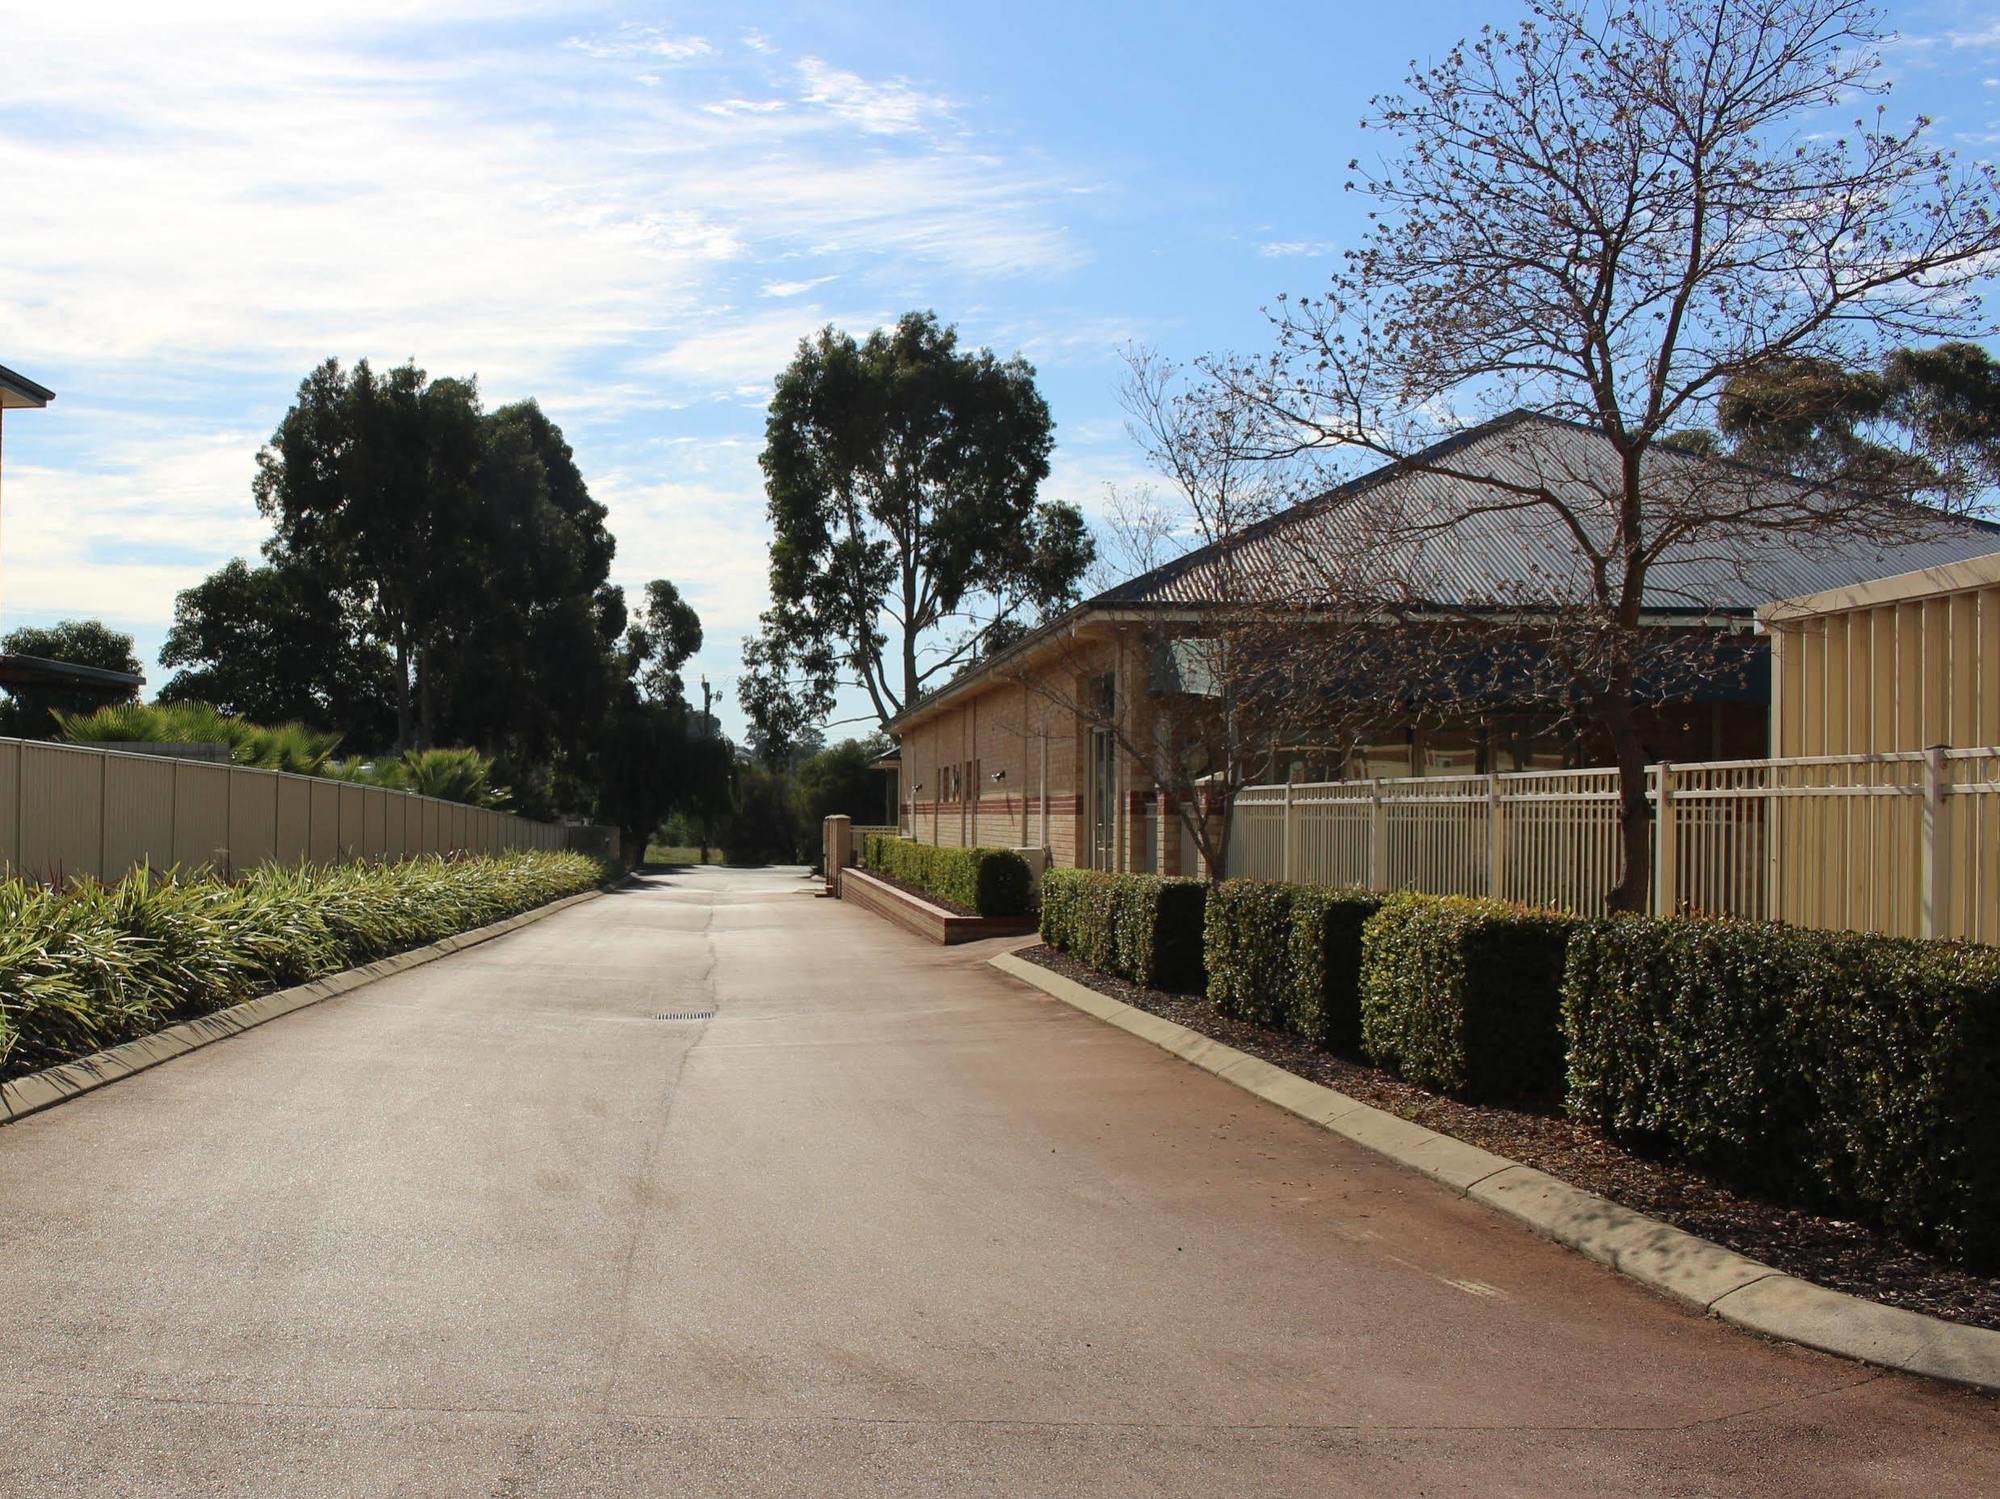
<box><xmin>1039</xmin><ymin>867</ymin><xmax>1088</xmax><ymax>952</ymax></box>
<box><xmin>1204</xmin><ymin>881</ymin><xmax>1298</xmax><ymax>1027</ymax></box>
<box><xmin>1563</xmin><ymin>916</ymin><xmax>2000</xmax><ymax>1267</ymax></box>
<box><xmin>0</xmin><ymin>851</ymin><xmax>606</xmax><ymax>1081</ymax></box>
<box><xmin>57</xmin><ymin>700</ymin><xmax>341</xmax><ymax>776</ymax></box>
<box><xmin>1112</xmin><ymin>876</ymin><xmax>1207</xmax><ymax>992</ymax></box>
<box><xmin>1040</xmin><ymin>869</ymin><xmax>1206</xmax><ymax>991</ymax></box>
<box><xmin>1360</xmin><ymin>892</ymin><xmax>1575</xmax><ymax>1100</ymax></box>
<box><xmin>861</xmin><ymin>836</ymin><xmax>1032</xmax><ymax>917</ymax></box>
<box><xmin>1288</xmin><ymin>887</ymin><xmax>1382</xmax><ymax>1048</ymax></box>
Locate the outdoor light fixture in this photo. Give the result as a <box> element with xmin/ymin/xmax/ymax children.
<box><xmin>991</xmin><ymin>769</ymin><xmax>1007</xmax><ymax>782</ymax></box>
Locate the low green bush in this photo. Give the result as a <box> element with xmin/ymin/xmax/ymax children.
<box><xmin>1039</xmin><ymin>869</ymin><xmax>1206</xmax><ymax>991</ymax></box>
<box><xmin>0</xmin><ymin>850</ymin><xmax>606</xmax><ymax>1081</ymax></box>
<box><xmin>861</xmin><ymin>835</ymin><xmax>1033</xmax><ymax>918</ymax></box>
<box><xmin>1288</xmin><ymin>887</ymin><xmax>1382</xmax><ymax>1048</ymax></box>
<box><xmin>1039</xmin><ymin>866</ymin><xmax>1088</xmax><ymax>952</ymax></box>
<box><xmin>1203</xmin><ymin>881</ymin><xmax>1298</xmax><ymax>1027</ymax></box>
<box><xmin>1113</xmin><ymin>875</ymin><xmax>1207</xmax><ymax>993</ymax></box>
<box><xmin>1360</xmin><ymin>892</ymin><xmax>1575</xmax><ymax>1100</ymax></box>
<box><xmin>1563</xmin><ymin>916</ymin><xmax>2000</xmax><ymax>1268</ymax></box>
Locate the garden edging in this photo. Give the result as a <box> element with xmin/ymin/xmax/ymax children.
<box><xmin>0</xmin><ymin>883</ymin><xmax>616</xmax><ymax>1125</ymax></box>
<box><xmin>986</xmin><ymin>947</ymin><xmax>2000</xmax><ymax>1394</ymax></box>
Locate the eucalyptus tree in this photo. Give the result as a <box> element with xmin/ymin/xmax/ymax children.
<box><xmin>740</xmin><ymin>311</ymin><xmax>1093</xmax><ymax>751</ymax></box>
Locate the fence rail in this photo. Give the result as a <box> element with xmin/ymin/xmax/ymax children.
<box><xmin>0</xmin><ymin>737</ymin><xmax>606</xmax><ymax>885</ymax></box>
<box><xmin>1226</xmin><ymin>747</ymin><xmax>2000</xmax><ymax>944</ymax></box>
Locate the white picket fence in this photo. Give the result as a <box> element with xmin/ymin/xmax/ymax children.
<box><xmin>1226</xmin><ymin>747</ymin><xmax>2000</xmax><ymax>944</ymax></box>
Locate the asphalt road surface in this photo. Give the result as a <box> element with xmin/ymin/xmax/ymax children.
<box><xmin>0</xmin><ymin>865</ymin><xmax>1993</xmax><ymax>1497</ymax></box>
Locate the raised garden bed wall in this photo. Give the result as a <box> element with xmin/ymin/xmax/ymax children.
<box><xmin>859</xmin><ymin>835</ymin><xmax>1033</xmax><ymax>918</ymax></box>
<box><xmin>839</xmin><ymin>866</ymin><xmax>1038</xmax><ymax>945</ymax></box>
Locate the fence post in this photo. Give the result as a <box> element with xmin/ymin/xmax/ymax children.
<box><xmin>1486</xmin><ymin>773</ymin><xmax>1505</xmax><ymax>899</ymax></box>
<box><xmin>1921</xmin><ymin>744</ymin><xmax>1952</xmax><ymax>939</ymax></box>
<box><xmin>1281</xmin><ymin>779</ymin><xmax>1296</xmax><ymax>883</ymax></box>
<box><xmin>824</xmin><ymin>814</ymin><xmax>852</xmax><ymax>897</ymax></box>
<box><xmin>1652</xmin><ymin>763</ymin><xmax>1676</xmax><ymax>918</ymax></box>
<box><xmin>1367</xmin><ymin>778</ymin><xmax>1385</xmax><ymax>891</ymax></box>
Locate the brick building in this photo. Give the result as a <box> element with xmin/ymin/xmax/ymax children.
<box><xmin>887</xmin><ymin>413</ymin><xmax>2000</xmax><ymax>874</ymax></box>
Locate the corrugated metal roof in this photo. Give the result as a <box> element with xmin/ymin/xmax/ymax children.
<box><xmin>1093</xmin><ymin>411</ymin><xmax>2000</xmax><ymax>615</ymax></box>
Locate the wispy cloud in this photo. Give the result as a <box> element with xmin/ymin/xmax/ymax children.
<box><xmin>0</xmin><ymin>6</ymin><xmax>1110</xmax><ymax>728</ymax></box>
<box><xmin>796</xmin><ymin>57</ymin><xmax>952</xmax><ymax>135</ymax></box>
<box><xmin>762</xmin><ymin>276</ymin><xmax>837</xmax><ymax>298</ymax></box>
<box><xmin>565</xmin><ymin>25</ymin><xmax>714</xmax><ymax>63</ymax></box>
<box><xmin>1258</xmin><ymin>240</ymin><xmax>1337</xmax><ymax>258</ymax></box>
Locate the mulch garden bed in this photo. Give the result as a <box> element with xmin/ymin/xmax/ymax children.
<box><xmin>1018</xmin><ymin>942</ymin><xmax>2000</xmax><ymax>1332</ymax></box>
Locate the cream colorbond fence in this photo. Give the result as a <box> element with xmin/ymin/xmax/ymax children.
<box><xmin>1227</xmin><ymin>747</ymin><xmax>2000</xmax><ymax>944</ymax></box>
<box><xmin>0</xmin><ymin>737</ymin><xmax>584</xmax><ymax>885</ymax></box>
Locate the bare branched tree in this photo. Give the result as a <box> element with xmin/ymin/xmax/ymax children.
<box><xmin>1192</xmin><ymin>0</ymin><xmax>2000</xmax><ymax>908</ymax></box>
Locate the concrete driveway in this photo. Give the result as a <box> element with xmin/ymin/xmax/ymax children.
<box><xmin>0</xmin><ymin>865</ymin><xmax>1992</xmax><ymax>1497</ymax></box>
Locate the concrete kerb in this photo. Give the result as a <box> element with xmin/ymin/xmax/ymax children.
<box><xmin>985</xmin><ymin>948</ymin><xmax>2000</xmax><ymax>1395</ymax></box>
<box><xmin>0</xmin><ymin>884</ymin><xmax>618</xmax><ymax>1126</ymax></box>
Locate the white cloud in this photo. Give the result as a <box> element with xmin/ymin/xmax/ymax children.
<box><xmin>796</xmin><ymin>57</ymin><xmax>952</xmax><ymax>135</ymax></box>
<box><xmin>0</xmin><ymin>8</ymin><xmax>1104</xmax><ymax>733</ymax></box>
<box><xmin>641</xmin><ymin>307</ymin><xmax>882</xmax><ymax>393</ymax></box>
<box><xmin>565</xmin><ymin>26</ymin><xmax>715</xmax><ymax>63</ymax></box>
<box><xmin>761</xmin><ymin>276</ymin><xmax>837</xmax><ymax>298</ymax></box>
<box><xmin>1259</xmin><ymin>240</ymin><xmax>1337</xmax><ymax>258</ymax></box>
<box><xmin>0</xmin><ymin>432</ymin><xmax>266</xmax><ymax>640</ymax></box>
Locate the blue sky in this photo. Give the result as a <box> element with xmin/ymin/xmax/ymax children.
<box><xmin>4</xmin><ymin>0</ymin><xmax>1997</xmax><ymax>741</ymax></box>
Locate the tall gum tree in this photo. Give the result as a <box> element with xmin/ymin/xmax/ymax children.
<box><xmin>741</xmin><ymin>311</ymin><xmax>1093</xmax><ymax>750</ymax></box>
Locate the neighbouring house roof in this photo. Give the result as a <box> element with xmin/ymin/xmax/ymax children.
<box><xmin>1095</xmin><ymin>410</ymin><xmax>2000</xmax><ymax>614</ymax></box>
<box><xmin>0</xmin><ymin>363</ymin><xmax>55</xmax><ymax>411</ymax></box>
<box><xmin>1759</xmin><ymin>549</ymin><xmax>2000</xmax><ymax>624</ymax></box>
<box><xmin>888</xmin><ymin>411</ymin><xmax>2000</xmax><ymax>735</ymax></box>
<box><xmin>0</xmin><ymin>654</ymin><xmax>142</xmax><ymax>694</ymax></box>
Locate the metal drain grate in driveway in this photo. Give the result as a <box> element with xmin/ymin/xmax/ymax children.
<box><xmin>652</xmin><ymin>1010</ymin><xmax>716</xmax><ymax>1021</ymax></box>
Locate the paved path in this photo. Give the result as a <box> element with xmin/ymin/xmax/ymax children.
<box><xmin>0</xmin><ymin>866</ymin><xmax>1993</xmax><ymax>1496</ymax></box>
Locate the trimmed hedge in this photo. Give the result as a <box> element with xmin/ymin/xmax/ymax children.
<box><xmin>1563</xmin><ymin>916</ymin><xmax>2000</xmax><ymax>1267</ymax></box>
<box><xmin>862</xmin><ymin>835</ymin><xmax>1033</xmax><ymax>918</ymax></box>
<box><xmin>1114</xmin><ymin>875</ymin><xmax>1207</xmax><ymax>992</ymax></box>
<box><xmin>1041</xmin><ymin>868</ymin><xmax>1205</xmax><ymax>991</ymax></box>
<box><xmin>1288</xmin><ymin>887</ymin><xmax>1383</xmax><ymax>1048</ymax></box>
<box><xmin>1360</xmin><ymin>892</ymin><xmax>1575</xmax><ymax>1100</ymax></box>
<box><xmin>0</xmin><ymin>850</ymin><xmax>607</xmax><ymax>1081</ymax></box>
<box><xmin>1203</xmin><ymin>881</ymin><xmax>1297</xmax><ymax>1027</ymax></box>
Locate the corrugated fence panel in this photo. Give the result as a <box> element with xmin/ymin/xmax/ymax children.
<box><xmin>0</xmin><ymin>737</ymin><xmax>589</xmax><ymax>885</ymax></box>
<box><xmin>338</xmin><ymin>784</ymin><xmax>365</xmax><ymax>855</ymax></box>
<box><xmin>275</xmin><ymin>776</ymin><xmax>311</xmax><ymax>865</ymax></box>
<box><xmin>173</xmin><ymin>761</ymin><xmax>231</xmax><ymax>870</ymax></box>
<box><xmin>0</xmin><ymin>740</ymin><xmax>18</xmax><ymax>872</ymax></box>
<box><xmin>309</xmin><ymin>780</ymin><xmax>340</xmax><ymax>864</ymax></box>
<box><xmin>21</xmin><ymin>743</ymin><xmax>104</xmax><ymax>882</ymax></box>
<box><xmin>228</xmin><ymin>768</ymin><xmax>278</xmax><ymax>871</ymax></box>
<box><xmin>103</xmin><ymin>753</ymin><xmax>176</xmax><ymax>876</ymax></box>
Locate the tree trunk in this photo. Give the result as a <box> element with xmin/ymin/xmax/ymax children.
<box><xmin>1603</xmin><ymin>694</ymin><xmax>1653</xmax><ymax>914</ymax></box>
<box><xmin>394</xmin><ymin>637</ymin><xmax>414</xmax><ymax>753</ymax></box>
<box><xmin>417</xmin><ymin>639</ymin><xmax>436</xmax><ymax>749</ymax></box>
